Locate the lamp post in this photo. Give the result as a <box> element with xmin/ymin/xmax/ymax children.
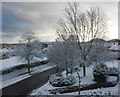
<box><xmin>76</xmin><ymin>72</ymin><xmax>82</xmax><ymax>96</ymax></box>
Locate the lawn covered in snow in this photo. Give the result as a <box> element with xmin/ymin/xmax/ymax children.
<box><xmin>1</xmin><ymin>56</ymin><xmax>47</xmax><ymax>71</ymax></box>
<box><xmin>1</xmin><ymin>57</ymin><xmax>25</xmax><ymax>71</ymax></box>
<box><xmin>30</xmin><ymin>60</ymin><xmax>119</xmax><ymax>95</ymax></box>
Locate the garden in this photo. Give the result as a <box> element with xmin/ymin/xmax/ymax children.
<box><xmin>31</xmin><ymin>61</ymin><xmax>119</xmax><ymax>95</ymax></box>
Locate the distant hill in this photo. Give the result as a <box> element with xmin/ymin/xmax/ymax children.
<box><xmin>1</xmin><ymin>42</ymin><xmax>50</xmax><ymax>49</ymax></box>
<box><xmin>91</xmin><ymin>38</ymin><xmax>106</xmax><ymax>42</ymax></box>
<box><xmin>90</xmin><ymin>38</ymin><xmax>120</xmax><ymax>44</ymax></box>
<box><xmin>1</xmin><ymin>39</ymin><xmax>119</xmax><ymax>49</ymax></box>
<box><xmin>107</xmin><ymin>39</ymin><xmax>120</xmax><ymax>44</ymax></box>
<box><xmin>1</xmin><ymin>44</ymin><xmax>24</xmax><ymax>49</ymax></box>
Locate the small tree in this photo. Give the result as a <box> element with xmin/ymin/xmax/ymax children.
<box><xmin>18</xmin><ymin>31</ymin><xmax>41</xmax><ymax>74</ymax></box>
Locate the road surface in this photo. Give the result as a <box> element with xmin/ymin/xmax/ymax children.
<box><xmin>2</xmin><ymin>65</ymin><xmax>57</xmax><ymax>96</ymax></box>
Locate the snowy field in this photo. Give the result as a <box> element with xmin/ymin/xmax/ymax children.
<box><xmin>1</xmin><ymin>56</ymin><xmax>47</xmax><ymax>71</ymax></box>
<box><xmin>31</xmin><ymin>60</ymin><xmax>119</xmax><ymax>95</ymax></box>
<box><xmin>1</xmin><ymin>57</ymin><xmax>25</xmax><ymax>71</ymax></box>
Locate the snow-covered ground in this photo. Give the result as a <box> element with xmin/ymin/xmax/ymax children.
<box><xmin>1</xmin><ymin>63</ymin><xmax>56</xmax><ymax>89</ymax></box>
<box><xmin>61</xmin><ymin>84</ymin><xmax>118</xmax><ymax>95</ymax></box>
<box><xmin>1</xmin><ymin>57</ymin><xmax>25</xmax><ymax>71</ymax></box>
<box><xmin>30</xmin><ymin>60</ymin><xmax>119</xmax><ymax>95</ymax></box>
<box><xmin>1</xmin><ymin>56</ymin><xmax>47</xmax><ymax>71</ymax></box>
<box><xmin>31</xmin><ymin>73</ymin><xmax>118</xmax><ymax>95</ymax></box>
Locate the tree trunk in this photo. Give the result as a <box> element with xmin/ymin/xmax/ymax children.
<box><xmin>70</xmin><ymin>68</ymin><xmax>73</xmax><ymax>74</ymax></box>
<box><xmin>83</xmin><ymin>66</ymin><xmax>86</xmax><ymax>77</ymax></box>
<box><xmin>28</xmin><ymin>67</ymin><xmax>31</xmax><ymax>74</ymax></box>
<box><xmin>66</xmin><ymin>64</ymin><xmax>68</xmax><ymax>77</ymax></box>
<box><xmin>56</xmin><ymin>66</ymin><xmax>59</xmax><ymax>73</ymax></box>
<box><xmin>27</xmin><ymin>60</ymin><xmax>31</xmax><ymax>75</ymax></box>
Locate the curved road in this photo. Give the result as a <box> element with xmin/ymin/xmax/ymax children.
<box><xmin>2</xmin><ymin>66</ymin><xmax>57</xmax><ymax>96</ymax></box>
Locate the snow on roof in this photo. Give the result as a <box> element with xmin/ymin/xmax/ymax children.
<box><xmin>105</xmin><ymin>60</ymin><xmax>119</xmax><ymax>68</ymax></box>
<box><xmin>109</xmin><ymin>43</ymin><xmax>120</xmax><ymax>51</ymax></box>
<box><xmin>0</xmin><ymin>48</ymin><xmax>9</xmax><ymax>53</ymax></box>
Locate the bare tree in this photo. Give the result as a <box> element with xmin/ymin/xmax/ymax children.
<box><xmin>47</xmin><ymin>36</ymin><xmax>79</xmax><ymax>76</ymax></box>
<box><xmin>18</xmin><ymin>31</ymin><xmax>41</xmax><ymax>74</ymax></box>
<box><xmin>56</xmin><ymin>2</ymin><xmax>108</xmax><ymax>76</ymax></box>
<box><xmin>47</xmin><ymin>40</ymin><xmax>66</xmax><ymax>74</ymax></box>
<box><xmin>65</xmin><ymin>35</ymin><xmax>80</xmax><ymax>74</ymax></box>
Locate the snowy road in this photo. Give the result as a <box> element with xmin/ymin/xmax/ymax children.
<box><xmin>2</xmin><ymin>63</ymin><xmax>56</xmax><ymax>89</ymax></box>
<box><xmin>2</xmin><ymin>65</ymin><xmax>57</xmax><ymax>95</ymax></box>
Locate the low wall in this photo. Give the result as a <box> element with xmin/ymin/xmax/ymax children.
<box><xmin>2</xmin><ymin>66</ymin><xmax>56</xmax><ymax>96</ymax></box>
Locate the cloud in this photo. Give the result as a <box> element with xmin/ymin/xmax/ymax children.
<box><xmin>2</xmin><ymin>2</ymin><xmax>66</xmax><ymax>32</ymax></box>
<box><xmin>2</xmin><ymin>33</ymin><xmax>21</xmax><ymax>43</ymax></box>
<box><xmin>2</xmin><ymin>2</ymin><xmax>65</xmax><ymax>24</ymax></box>
<box><xmin>2</xmin><ymin>2</ymin><xmax>67</xmax><ymax>43</ymax></box>
<box><xmin>2</xmin><ymin>2</ymin><xmax>118</xmax><ymax>43</ymax></box>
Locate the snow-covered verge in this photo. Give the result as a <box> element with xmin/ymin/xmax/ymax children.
<box><xmin>61</xmin><ymin>84</ymin><xmax>118</xmax><ymax>95</ymax></box>
<box><xmin>1</xmin><ymin>56</ymin><xmax>47</xmax><ymax>71</ymax></box>
<box><xmin>30</xmin><ymin>60</ymin><xmax>119</xmax><ymax>95</ymax></box>
<box><xmin>1</xmin><ymin>63</ymin><xmax>56</xmax><ymax>89</ymax></box>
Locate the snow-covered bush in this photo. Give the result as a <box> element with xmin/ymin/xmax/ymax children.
<box><xmin>93</xmin><ymin>63</ymin><xmax>109</xmax><ymax>82</ymax></box>
<box><xmin>108</xmin><ymin>67</ymin><xmax>119</xmax><ymax>76</ymax></box>
<box><xmin>49</xmin><ymin>73</ymin><xmax>75</xmax><ymax>87</ymax></box>
<box><xmin>49</xmin><ymin>73</ymin><xmax>62</xmax><ymax>84</ymax></box>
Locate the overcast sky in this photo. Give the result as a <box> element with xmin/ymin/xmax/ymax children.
<box><xmin>2</xmin><ymin>2</ymin><xmax>118</xmax><ymax>43</ymax></box>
